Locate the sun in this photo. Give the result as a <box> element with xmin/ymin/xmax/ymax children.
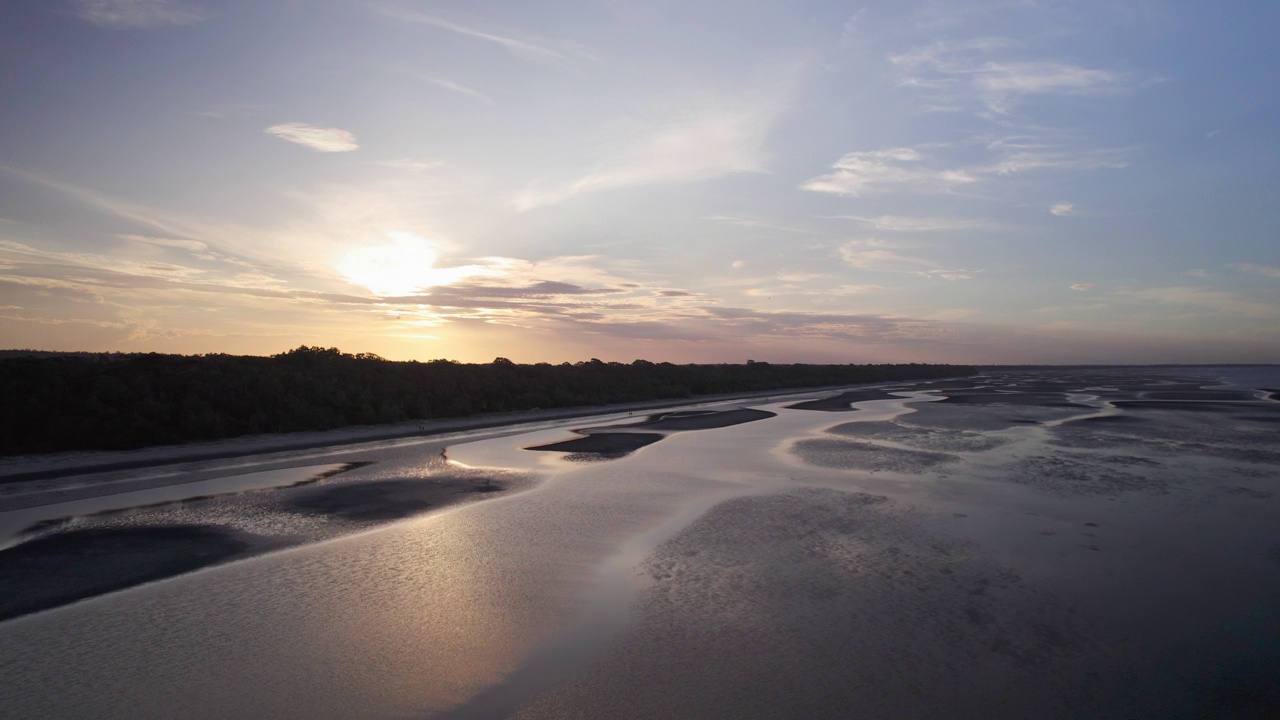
<box><xmin>337</xmin><ymin>233</ymin><xmax>489</xmax><ymax>296</ymax></box>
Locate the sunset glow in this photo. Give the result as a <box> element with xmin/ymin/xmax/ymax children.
<box><xmin>1</xmin><ymin>1</ymin><xmax>1277</xmax><ymax>362</ymax></box>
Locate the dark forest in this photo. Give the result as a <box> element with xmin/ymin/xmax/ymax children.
<box><xmin>0</xmin><ymin>347</ymin><xmax>975</xmax><ymax>455</ymax></box>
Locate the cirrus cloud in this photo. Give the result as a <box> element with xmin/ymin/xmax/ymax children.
<box><xmin>265</xmin><ymin>123</ymin><xmax>360</xmax><ymax>153</ymax></box>
<box><xmin>71</xmin><ymin>0</ymin><xmax>207</xmax><ymax>28</ymax></box>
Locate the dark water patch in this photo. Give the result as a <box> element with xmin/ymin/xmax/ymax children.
<box><xmin>525</xmin><ymin>409</ymin><xmax>774</xmax><ymax>460</ymax></box>
<box><xmin>560</xmin><ymin>452</ymin><xmax>630</xmax><ymax>463</ymax></box>
<box><xmin>1233</xmin><ymin>414</ymin><xmax>1280</xmax><ymax>424</ymax></box>
<box><xmin>527</xmin><ymin>432</ymin><xmax>663</xmax><ymax>457</ymax></box>
<box><xmin>1191</xmin><ymin>444</ymin><xmax>1280</xmax><ymax>465</ymax></box>
<box><xmin>1046</xmin><ymin>428</ymin><xmax>1172</xmax><ymax>452</ymax></box>
<box><xmin>631</xmin><ymin>408</ymin><xmax>776</xmax><ymax>430</ymax></box>
<box><xmin>1075</xmin><ymin>414</ymin><xmax>1145</xmax><ymax>425</ymax></box>
<box><xmin>1011</xmin><ymin>455</ymin><xmax>1166</xmax><ymax>496</ymax></box>
<box><xmin>901</xmin><ymin>403</ymin><xmax>1081</xmax><ymax>432</ymax></box>
<box><xmin>1052</xmin><ymin>405</ymin><xmax>1280</xmax><ymax>457</ymax></box>
<box><xmin>1143</xmin><ymin>391</ymin><xmax>1259</xmax><ymax>401</ymax></box>
<box><xmin>1218</xmin><ymin>486</ymin><xmax>1273</xmax><ymax>500</ymax></box>
<box><xmin>787</xmin><ymin>390</ymin><xmax>907</xmax><ymax>411</ymax></box>
<box><xmin>287</xmin><ymin>477</ymin><xmax>501</xmax><ymax>522</ymax></box>
<box><xmin>1096</xmin><ymin>454</ymin><xmax>1163</xmax><ymax>468</ymax></box>
<box><xmin>1114</xmin><ymin>401</ymin><xmax>1278</xmax><ymax>413</ymax></box>
<box><xmin>826</xmin><ymin>421</ymin><xmax>1009</xmax><ymax>453</ymax></box>
<box><xmin>0</xmin><ymin>525</ymin><xmax>252</xmax><ymax>621</ymax></box>
<box><xmin>1230</xmin><ymin>466</ymin><xmax>1279</xmax><ymax>481</ymax></box>
<box><xmin>793</xmin><ymin>439</ymin><xmax>957</xmax><ymax>474</ymax></box>
<box><xmin>941</xmin><ymin>392</ymin><xmax>1089</xmax><ymax>408</ymax></box>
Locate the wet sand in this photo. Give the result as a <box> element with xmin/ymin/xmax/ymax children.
<box><xmin>786</xmin><ymin>388</ymin><xmax>906</xmax><ymax>410</ymax></box>
<box><xmin>0</xmin><ymin>525</ymin><xmax>252</xmax><ymax>621</ymax></box>
<box><xmin>526</xmin><ymin>408</ymin><xmax>777</xmax><ymax>458</ymax></box>
<box><xmin>0</xmin><ymin>458</ymin><xmax>515</xmax><ymax>620</ymax></box>
<box><xmin>1</xmin><ymin>369</ymin><xmax>1279</xmax><ymax>718</ymax></box>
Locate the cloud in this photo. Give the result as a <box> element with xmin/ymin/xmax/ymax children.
<box><xmin>70</xmin><ymin>0</ymin><xmax>206</xmax><ymax>28</ymax></box>
<box><xmin>829</xmin><ymin>214</ymin><xmax>997</xmax><ymax>232</ymax></box>
<box><xmin>891</xmin><ymin>40</ymin><xmax>1131</xmax><ymax>114</ymax></box>
<box><xmin>1051</xmin><ymin>202</ymin><xmax>1079</xmax><ymax>216</ymax></box>
<box><xmin>804</xmin><ymin>143</ymin><xmax>1128</xmax><ymax>198</ymax></box>
<box><xmin>834</xmin><ymin>238</ymin><xmax>977</xmax><ymax>281</ymax></box>
<box><xmin>417</xmin><ymin>75</ymin><xmax>494</xmax><ymax>105</ymax></box>
<box><xmin>372</xmin><ymin>158</ymin><xmax>445</xmax><ymax>171</ymax></box>
<box><xmin>372</xmin><ymin>6</ymin><xmax>564</xmax><ymax>62</ymax></box>
<box><xmin>698</xmin><ymin>307</ymin><xmax>936</xmax><ymax>343</ymax></box>
<box><xmin>265</xmin><ymin>123</ymin><xmax>359</xmax><ymax>153</ymax></box>
<box><xmin>801</xmin><ymin>148</ymin><xmax>977</xmax><ymax>197</ymax></box>
<box><xmin>0</xmin><ymin>163</ymin><xmax>269</xmax><ymax>264</ymax></box>
<box><xmin>837</xmin><ymin>238</ymin><xmax>933</xmax><ymax>270</ymax></box>
<box><xmin>116</xmin><ymin>234</ymin><xmax>208</xmax><ymax>252</ymax></box>
<box><xmin>1232</xmin><ymin>263</ymin><xmax>1280</xmax><ymax>280</ymax></box>
<box><xmin>975</xmin><ymin>61</ymin><xmax>1124</xmax><ymax>95</ymax></box>
<box><xmin>516</xmin><ymin>81</ymin><xmax>790</xmax><ymax>209</ymax></box>
<box><xmin>912</xmin><ymin>269</ymin><xmax>976</xmax><ymax>280</ymax></box>
<box><xmin>382</xmin><ymin>66</ymin><xmax>495</xmax><ymax>105</ymax></box>
<box><xmin>703</xmin><ymin>216</ymin><xmax>809</xmax><ymax>234</ymax></box>
<box><xmin>981</xmin><ymin>147</ymin><xmax>1129</xmax><ymax>175</ymax></box>
<box><xmin>1070</xmin><ymin>283</ymin><xmax>1095</xmax><ymax>291</ymax></box>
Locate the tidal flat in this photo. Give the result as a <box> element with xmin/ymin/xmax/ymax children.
<box><xmin>1</xmin><ymin>368</ymin><xmax>1278</xmax><ymax>718</ymax></box>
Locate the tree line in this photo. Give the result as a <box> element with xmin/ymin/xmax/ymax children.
<box><xmin>0</xmin><ymin>347</ymin><xmax>975</xmax><ymax>455</ymax></box>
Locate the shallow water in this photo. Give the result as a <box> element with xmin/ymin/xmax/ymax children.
<box><xmin>0</xmin><ymin>463</ymin><xmax>349</xmax><ymax>545</ymax></box>
<box><xmin>1</xmin><ymin>370</ymin><xmax>1279</xmax><ymax>718</ymax></box>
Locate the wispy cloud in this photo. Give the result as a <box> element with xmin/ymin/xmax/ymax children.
<box><xmin>383</xmin><ymin>66</ymin><xmax>495</xmax><ymax>105</ymax></box>
<box><xmin>371</xmin><ymin>158</ymin><xmax>444</xmax><ymax>172</ymax></box>
<box><xmin>804</xmin><ymin>142</ymin><xmax>1127</xmax><ymax>197</ymax></box>
<box><xmin>1070</xmin><ymin>283</ymin><xmax>1096</xmax><ymax>291</ymax></box>
<box><xmin>981</xmin><ymin>147</ymin><xmax>1129</xmax><ymax>175</ymax></box>
<box><xmin>912</xmin><ymin>268</ymin><xmax>977</xmax><ymax>280</ymax></box>
<box><xmin>835</xmin><ymin>238</ymin><xmax>978</xmax><ymax>281</ymax></box>
<box><xmin>0</xmin><ymin>163</ymin><xmax>245</xmax><ymax>254</ymax></box>
<box><xmin>1233</xmin><ymin>263</ymin><xmax>1280</xmax><ymax>279</ymax></box>
<box><xmin>837</xmin><ymin>238</ymin><xmax>933</xmax><ymax>270</ymax></box>
<box><xmin>516</xmin><ymin>76</ymin><xmax>792</xmax><ymax>210</ymax></box>
<box><xmin>419</xmin><ymin>75</ymin><xmax>494</xmax><ymax>105</ymax></box>
<box><xmin>703</xmin><ymin>216</ymin><xmax>810</xmax><ymax>234</ymax></box>
<box><xmin>801</xmin><ymin>148</ymin><xmax>977</xmax><ymax>197</ymax></box>
<box><xmin>828</xmin><ymin>214</ymin><xmax>997</xmax><ymax>232</ymax></box>
<box><xmin>697</xmin><ymin>307</ymin><xmax>936</xmax><ymax>343</ymax></box>
<box><xmin>1051</xmin><ymin>202</ymin><xmax>1079</xmax><ymax>216</ymax></box>
<box><xmin>71</xmin><ymin>0</ymin><xmax>207</xmax><ymax>28</ymax></box>
<box><xmin>265</xmin><ymin>123</ymin><xmax>359</xmax><ymax>152</ymax></box>
<box><xmin>372</xmin><ymin>6</ymin><xmax>564</xmax><ymax>62</ymax></box>
<box><xmin>891</xmin><ymin>40</ymin><xmax>1131</xmax><ymax>114</ymax></box>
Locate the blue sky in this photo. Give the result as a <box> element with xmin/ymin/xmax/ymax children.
<box><xmin>1</xmin><ymin>0</ymin><xmax>1277</xmax><ymax>363</ymax></box>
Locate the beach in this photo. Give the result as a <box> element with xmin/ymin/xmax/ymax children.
<box><xmin>1</xmin><ymin>368</ymin><xmax>1278</xmax><ymax>718</ymax></box>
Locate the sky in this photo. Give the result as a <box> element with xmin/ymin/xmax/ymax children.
<box><xmin>1</xmin><ymin>0</ymin><xmax>1277</xmax><ymax>364</ymax></box>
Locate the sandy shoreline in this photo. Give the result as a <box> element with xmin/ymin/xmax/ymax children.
<box><xmin>0</xmin><ymin>382</ymin><xmax>891</xmax><ymax>485</ymax></box>
<box><xmin>0</xmin><ymin>382</ymin><xmax>899</xmax><ymax>621</ymax></box>
<box><xmin>2</xmin><ymin>368</ymin><xmax>1280</xmax><ymax>717</ymax></box>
